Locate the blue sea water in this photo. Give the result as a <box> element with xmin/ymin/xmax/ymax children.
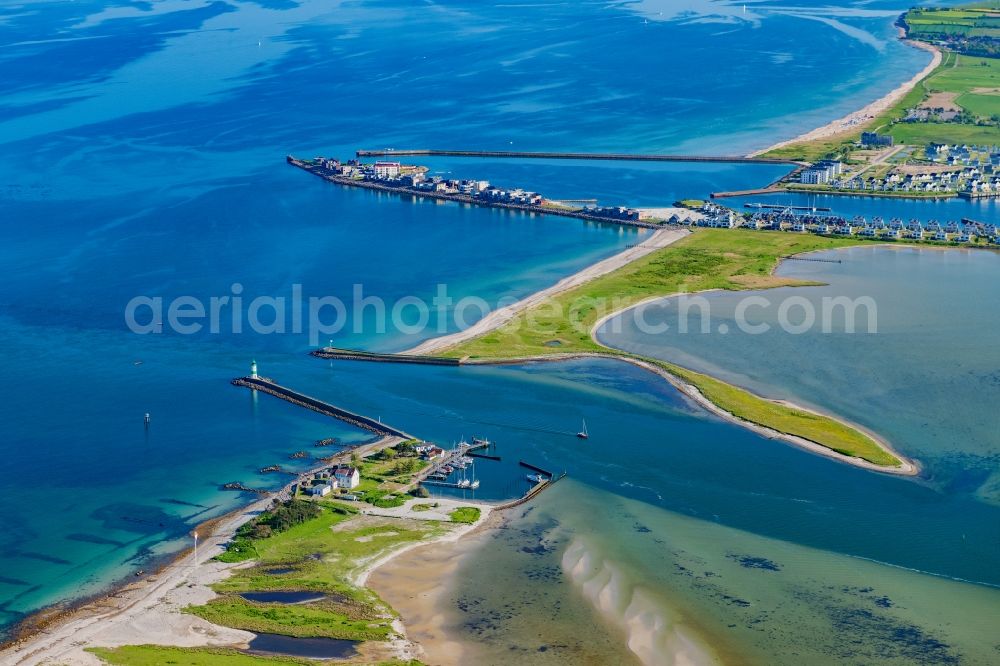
<box><xmin>1</xmin><ymin>0</ymin><xmax>996</xmax><ymax>660</ymax></box>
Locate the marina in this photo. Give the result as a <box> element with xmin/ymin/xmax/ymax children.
<box><xmin>229</xmin><ymin>365</ymin><xmax>568</xmax><ymax>506</ymax></box>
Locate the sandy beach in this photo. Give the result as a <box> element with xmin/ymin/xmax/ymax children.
<box><xmin>404</xmin><ymin>227</ymin><xmax>690</xmax><ymax>355</ymax></box>
<box><xmin>365</xmin><ymin>508</ymin><xmax>505</xmax><ymax>666</ymax></box>
<box><xmin>748</xmin><ymin>39</ymin><xmax>941</xmax><ymax>157</ymax></box>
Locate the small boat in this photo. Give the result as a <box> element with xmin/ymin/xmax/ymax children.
<box><xmin>526</xmin><ymin>473</ymin><xmax>547</xmax><ymax>484</ymax></box>
<box><xmin>576</xmin><ymin>419</ymin><xmax>589</xmax><ymax>439</ymax></box>
<box><xmin>471</xmin><ymin>437</ymin><xmax>491</xmax><ymax>447</ymax></box>
<box><xmin>469</xmin><ymin>479</ymin><xmax>480</xmax><ymax>489</ymax></box>
<box><xmin>458</xmin><ymin>479</ymin><xmax>471</xmax><ymax>488</ymax></box>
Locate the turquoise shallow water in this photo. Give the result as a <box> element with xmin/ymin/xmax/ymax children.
<box><xmin>1</xmin><ymin>0</ymin><xmax>997</xmax><ymax>660</ymax></box>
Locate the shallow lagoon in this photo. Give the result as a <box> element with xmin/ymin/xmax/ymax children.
<box><xmin>597</xmin><ymin>245</ymin><xmax>1000</xmax><ymax>504</ymax></box>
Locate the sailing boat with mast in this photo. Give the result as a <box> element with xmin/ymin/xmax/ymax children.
<box><xmin>576</xmin><ymin>418</ymin><xmax>589</xmax><ymax>439</ymax></box>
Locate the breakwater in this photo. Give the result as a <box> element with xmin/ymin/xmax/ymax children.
<box><xmin>287</xmin><ymin>157</ymin><xmax>665</xmax><ymax>229</ymax></box>
<box><xmin>355</xmin><ymin>149</ymin><xmax>805</xmax><ymax>166</ymax></box>
<box><xmin>494</xmin><ymin>472</ymin><xmax>567</xmax><ymax>510</ymax></box>
<box><xmin>311</xmin><ymin>347</ymin><xmax>460</xmax><ymax>366</ymax></box>
<box><xmin>231</xmin><ymin>376</ymin><xmax>412</xmax><ymax>439</ymax></box>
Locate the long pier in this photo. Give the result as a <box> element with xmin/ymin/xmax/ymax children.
<box><xmin>356</xmin><ymin>149</ymin><xmax>806</xmax><ymax>166</ymax></box>
<box><xmin>311</xmin><ymin>347</ymin><xmax>460</xmax><ymax>366</ymax></box>
<box><xmin>231</xmin><ymin>376</ymin><xmax>412</xmax><ymax>439</ymax></box>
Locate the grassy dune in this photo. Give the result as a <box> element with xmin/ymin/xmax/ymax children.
<box><xmin>186</xmin><ymin>505</ymin><xmax>448</xmax><ymax>641</ymax></box>
<box><xmin>654</xmin><ymin>360</ymin><xmax>900</xmax><ymax>467</ymax></box>
<box><xmin>445</xmin><ymin>229</ymin><xmax>905</xmax><ymax>469</ymax></box>
<box><xmin>446</xmin><ymin>230</ymin><xmax>855</xmax><ymax>358</ymax></box>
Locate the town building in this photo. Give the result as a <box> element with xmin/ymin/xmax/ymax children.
<box><xmin>801</xmin><ymin>169</ymin><xmax>831</xmax><ymax>185</ymax></box>
<box><xmin>861</xmin><ymin>132</ymin><xmax>894</xmax><ymax>147</ymax></box>
<box><xmin>373</xmin><ymin>161</ymin><xmax>401</xmax><ymax>178</ymax></box>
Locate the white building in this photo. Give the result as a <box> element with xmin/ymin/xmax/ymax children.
<box><xmin>309</xmin><ymin>484</ymin><xmax>333</xmax><ymax>497</ymax></box>
<box><xmin>801</xmin><ymin>169</ymin><xmax>830</xmax><ymax>185</ymax></box>
<box><xmin>333</xmin><ymin>466</ymin><xmax>361</xmax><ymax>489</ymax></box>
<box><xmin>373</xmin><ymin>161</ymin><xmax>401</xmax><ymax>178</ymax></box>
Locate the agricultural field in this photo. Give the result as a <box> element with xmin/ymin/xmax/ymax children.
<box><xmin>888</xmin><ymin>51</ymin><xmax>1000</xmax><ymax>144</ymax></box>
<box><xmin>905</xmin><ymin>5</ymin><xmax>1000</xmax><ymax>39</ymax></box>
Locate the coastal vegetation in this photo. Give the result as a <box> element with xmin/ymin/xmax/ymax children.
<box><xmin>448</xmin><ymin>507</ymin><xmax>481</xmax><ymax>524</ymax></box>
<box><xmin>654</xmin><ymin>361</ymin><xmax>899</xmax><ymax>466</ymax></box>
<box><xmin>218</xmin><ymin>500</ymin><xmax>322</xmax><ymax>564</ymax></box>
<box><xmin>187</xmin><ymin>504</ymin><xmax>448</xmax><ymax>641</ymax></box>
<box><xmin>88</xmin><ymin>645</ymin><xmax>423</xmax><ymax>665</ymax></box>
<box><xmin>444</xmin><ymin>230</ymin><xmax>907</xmax><ymax>469</ymax></box>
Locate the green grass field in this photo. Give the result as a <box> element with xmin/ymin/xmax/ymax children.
<box><xmin>89</xmin><ymin>645</ymin><xmax>423</xmax><ymax>666</ymax></box>
<box><xmin>445</xmin><ymin>230</ymin><xmax>905</xmax><ymax>469</ymax></box>
<box><xmin>448</xmin><ymin>507</ymin><xmax>481</xmax><ymax>524</ymax></box>
<box><xmin>187</xmin><ymin>506</ymin><xmax>448</xmax><ymax>641</ymax></box>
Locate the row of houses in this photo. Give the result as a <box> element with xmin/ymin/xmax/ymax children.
<box><xmin>585</xmin><ymin>205</ymin><xmax>641</xmax><ymax>221</ymax></box>
<box><xmin>317</xmin><ymin>158</ymin><xmax>549</xmax><ymax>206</ymax></box>
<box><xmin>925</xmin><ymin>143</ymin><xmax>1000</xmax><ymax>167</ymax></box>
<box><xmin>685</xmin><ymin>205</ymin><xmax>1000</xmax><ymax>244</ymax></box>
<box><xmin>815</xmin><ymin>165</ymin><xmax>998</xmax><ymax>195</ymax></box>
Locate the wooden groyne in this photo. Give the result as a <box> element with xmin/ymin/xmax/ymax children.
<box><xmin>288</xmin><ymin>157</ymin><xmax>665</xmax><ymax>229</ymax></box>
<box><xmin>311</xmin><ymin>347</ymin><xmax>460</xmax><ymax>366</ymax></box>
<box><xmin>356</xmin><ymin>149</ymin><xmax>805</xmax><ymax>166</ymax></box>
<box><xmin>231</xmin><ymin>376</ymin><xmax>412</xmax><ymax>439</ymax></box>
